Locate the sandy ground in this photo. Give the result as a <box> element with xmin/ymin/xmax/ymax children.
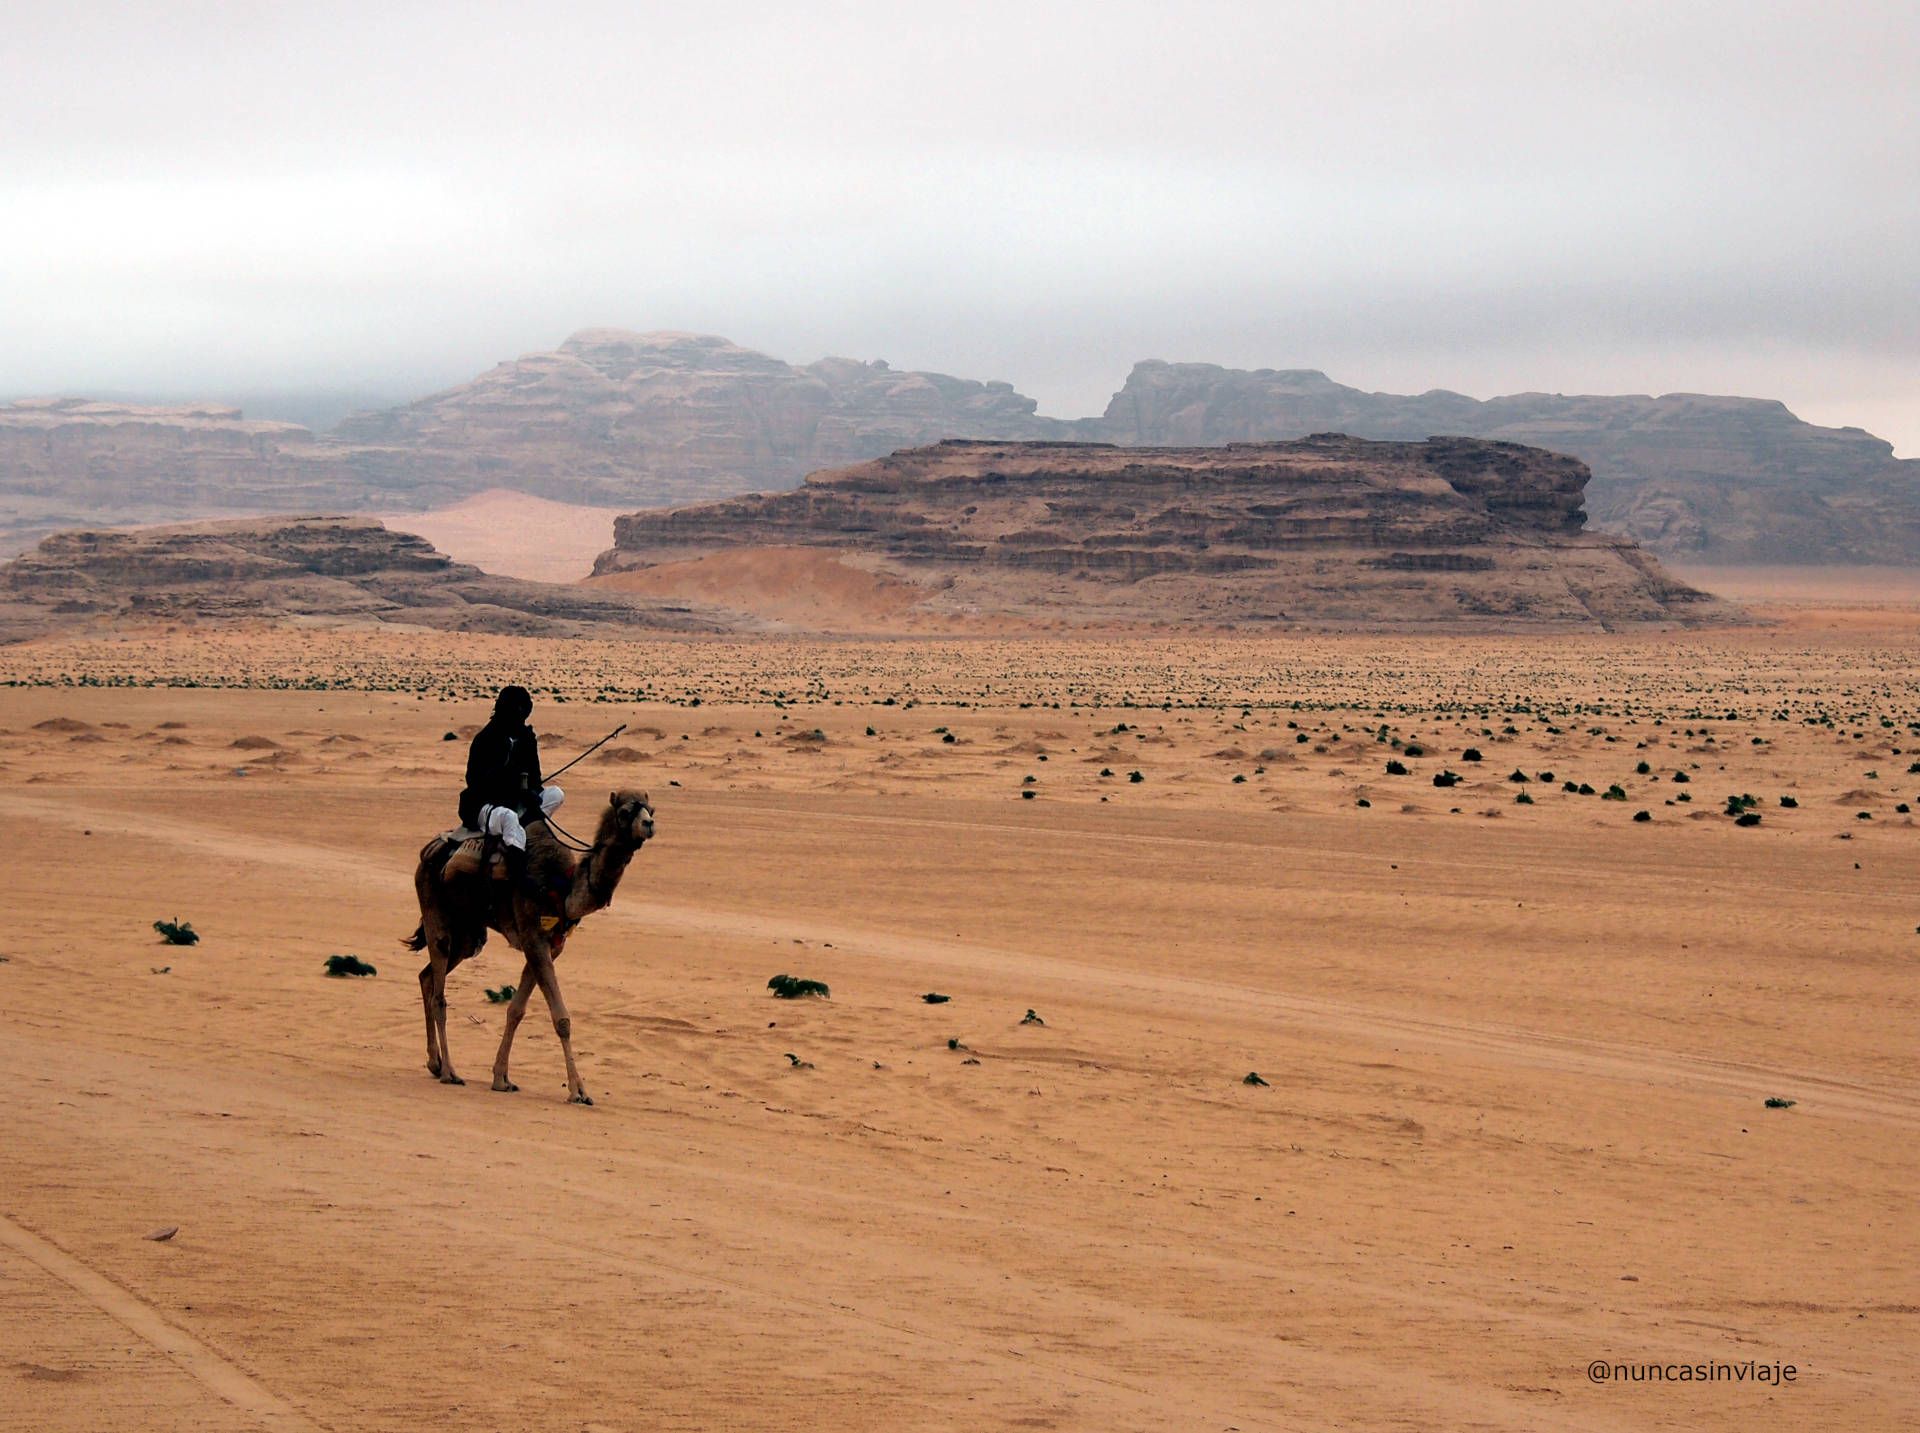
<box><xmin>1</xmin><ymin>620</ymin><xmax>1917</xmax><ymax>1431</ymax></box>
<box><xmin>380</xmin><ymin>491</ymin><xmax>628</xmax><ymax>584</ymax></box>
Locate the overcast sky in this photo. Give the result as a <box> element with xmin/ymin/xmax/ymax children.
<box><xmin>4</xmin><ymin>0</ymin><xmax>1915</xmax><ymax>451</ymax></box>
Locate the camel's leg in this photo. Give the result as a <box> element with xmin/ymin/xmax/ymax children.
<box><xmin>490</xmin><ymin>958</ymin><xmax>536</xmax><ymax>1093</ymax></box>
<box><xmin>419</xmin><ymin>962</ymin><xmax>443</xmax><ymax>1078</ymax></box>
<box><xmin>528</xmin><ymin>951</ymin><xmax>590</xmax><ymax>1105</ymax></box>
<box><xmin>431</xmin><ymin>949</ymin><xmax>464</xmax><ymax>1086</ymax></box>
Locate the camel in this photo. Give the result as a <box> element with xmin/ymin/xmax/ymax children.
<box><xmin>403</xmin><ymin>789</ymin><xmax>654</xmax><ymax>1104</ymax></box>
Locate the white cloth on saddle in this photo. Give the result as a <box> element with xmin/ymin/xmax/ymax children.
<box><xmin>475</xmin><ymin>785</ymin><xmax>565</xmax><ymax>852</ymax></box>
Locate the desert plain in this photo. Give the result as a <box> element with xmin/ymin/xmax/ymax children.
<box><xmin>1</xmin><ymin>594</ymin><xmax>1917</xmax><ymax>1431</ymax></box>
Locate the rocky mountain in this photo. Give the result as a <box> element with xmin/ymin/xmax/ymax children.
<box><xmin>331</xmin><ymin>330</ymin><xmax>1063</xmax><ymax>507</ymax></box>
<box><xmin>0</xmin><ymin>399</ymin><xmax>429</xmax><ymax>555</ymax></box>
<box><xmin>592</xmin><ymin>437</ymin><xmax>1726</xmax><ymax>630</ymax></box>
<box><xmin>0</xmin><ymin>333</ymin><xmax>1064</xmax><ymax>556</ymax></box>
<box><xmin>0</xmin><ymin>515</ymin><xmax>727</xmax><ymax>642</ymax></box>
<box><xmin>7</xmin><ymin>334</ymin><xmax>1914</xmax><ymax>563</ymax></box>
<box><xmin>1099</xmin><ymin>363</ymin><xmax>1920</xmax><ymax>563</ymax></box>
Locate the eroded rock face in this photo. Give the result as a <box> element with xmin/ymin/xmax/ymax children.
<box><xmin>596</xmin><ymin>437</ymin><xmax>1724</xmax><ymax>630</ymax></box>
<box><xmin>0</xmin><ymin>399</ymin><xmax>432</xmax><ymax>555</ymax></box>
<box><xmin>1099</xmin><ymin>362</ymin><xmax>1920</xmax><ymax>562</ymax></box>
<box><xmin>0</xmin><ymin>334</ymin><xmax>1063</xmax><ymax>553</ymax></box>
<box><xmin>8</xmin><ymin>337</ymin><xmax>1914</xmax><ymax>564</ymax></box>
<box><xmin>333</xmin><ymin>330</ymin><xmax>1063</xmax><ymax>507</ymax></box>
<box><xmin>0</xmin><ymin>515</ymin><xmax>725</xmax><ymax>641</ymax></box>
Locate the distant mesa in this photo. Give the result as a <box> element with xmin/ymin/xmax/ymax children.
<box><xmin>591</xmin><ymin>436</ymin><xmax>1730</xmax><ymax>631</ymax></box>
<box><xmin>4</xmin><ymin>330</ymin><xmax>1916</xmax><ymax>564</ymax></box>
<box><xmin>330</xmin><ymin>329</ymin><xmax>1060</xmax><ymax>506</ymax></box>
<box><xmin>1098</xmin><ymin>361</ymin><xmax>1920</xmax><ymax>565</ymax></box>
<box><xmin>0</xmin><ymin>514</ymin><xmax>726</xmax><ymax>643</ymax></box>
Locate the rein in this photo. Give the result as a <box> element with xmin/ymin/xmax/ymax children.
<box><xmin>538</xmin><ymin>811</ymin><xmax>596</xmax><ymax>852</ymax></box>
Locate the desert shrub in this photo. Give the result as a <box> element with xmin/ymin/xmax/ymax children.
<box><xmin>1735</xmin><ymin>812</ymin><xmax>1762</xmax><ymax>827</ymax></box>
<box><xmin>1243</xmin><ymin>1071</ymin><xmax>1270</xmax><ymax>1086</ymax></box>
<box><xmin>1764</xmin><ymin>1096</ymin><xmax>1795</xmax><ymax>1109</ymax></box>
<box><xmin>153</xmin><ymin>919</ymin><xmax>198</xmax><ymax>946</ymax></box>
<box><xmin>324</xmin><ymin>954</ymin><xmax>377</xmax><ymax>977</ymax></box>
<box><xmin>922</xmin><ymin>992</ymin><xmax>950</xmax><ymax>1004</ymax></box>
<box><xmin>1356</xmin><ymin>798</ymin><xmax>1371</xmax><ymax>807</ymax></box>
<box><xmin>1633</xmin><ymin>810</ymin><xmax>1651</xmax><ymax>822</ymax></box>
<box><xmin>767</xmin><ymin>973</ymin><xmax>830</xmax><ymax>999</ymax></box>
<box><xmin>1461</xmin><ymin>748</ymin><xmax>1482</xmax><ymax>762</ymax></box>
<box><xmin>1672</xmin><ymin>770</ymin><xmax>1690</xmax><ymax>782</ymax></box>
<box><xmin>1432</xmin><ymin>770</ymin><xmax>1460</xmax><ymax>788</ymax></box>
<box><xmin>1636</xmin><ymin>760</ymin><xmax>1651</xmax><ymax>775</ymax></box>
<box><xmin>1404</xmin><ymin>744</ymin><xmax>1425</xmax><ymax>757</ymax></box>
<box><xmin>1128</xmin><ymin>770</ymin><xmax>1144</xmax><ymax>783</ymax></box>
<box><xmin>1514</xmin><ymin>792</ymin><xmax>1533</xmax><ymax>804</ymax></box>
<box><xmin>1386</xmin><ymin>760</ymin><xmax>1409</xmax><ymax>776</ymax></box>
<box><xmin>1779</xmin><ymin>795</ymin><xmax>1798</xmax><ymax>808</ymax></box>
<box><xmin>1507</xmin><ymin>769</ymin><xmax>1529</xmax><ymax>783</ymax></box>
<box><xmin>1602</xmin><ymin>784</ymin><xmax>1627</xmax><ymax>801</ymax></box>
<box><xmin>486</xmin><ymin>984</ymin><xmax>516</xmax><ymax>1003</ymax></box>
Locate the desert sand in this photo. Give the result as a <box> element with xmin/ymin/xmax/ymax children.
<box><xmin>2</xmin><ymin>612</ymin><xmax>1916</xmax><ymax>1430</ymax></box>
<box><xmin>381</xmin><ymin>490</ymin><xmax>628</xmax><ymax>584</ymax></box>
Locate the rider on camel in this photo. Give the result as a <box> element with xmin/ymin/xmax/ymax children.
<box><xmin>459</xmin><ymin>684</ymin><xmax>563</xmax><ymax>896</ymax></box>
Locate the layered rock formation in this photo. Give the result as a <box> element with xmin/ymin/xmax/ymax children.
<box><xmin>8</xmin><ymin>334</ymin><xmax>1915</xmax><ymax>563</ymax></box>
<box><xmin>0</xmin><ymin>515</ymin><xmax>726</xmax><ymax>642</ymax></box>
<box><xmin>0</xmin><ymin>399</ymin><xmax>429</xmax><ymax>555</ymax></box>
<box><xmin>332</xmin><ymin>330</ymin><xmax>1062</xmax><ymax>507</ymax></box>
<box><xmin>1099</xmin><ymin>363</ymin><xmax>1920</xmax><ymax>562</ymax></box>
<box><xmin>593</xmin><ymin>437</ymin><xmax>1724</xmax><ymax>630</ymax></box>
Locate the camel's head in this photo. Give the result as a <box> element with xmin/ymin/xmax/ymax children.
<box><xmin>607</xmin><ymin>789</ymin><xmax>656</xmax><ymax>848</ymax></box>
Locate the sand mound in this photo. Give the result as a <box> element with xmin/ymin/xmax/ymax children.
<box><xmin>590</xmin><ymin>546</ymin><xmax>933</xmax><ymax>631</ymax></box>
<box><xmin>379</xmin><ymin>489</ymin><xmax>628</xmax><ymax>584</ymax></box>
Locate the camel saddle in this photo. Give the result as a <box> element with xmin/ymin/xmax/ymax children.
<box><xmin>425</xmin><ymin>829</ymin><xmax>570</xmax><ymax>930</ymax></box>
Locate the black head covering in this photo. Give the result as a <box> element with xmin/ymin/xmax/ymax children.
<box><xmin>493</xmin><ymin>684</ymin><xmax>533</xmax><ymax>723</ymax></box>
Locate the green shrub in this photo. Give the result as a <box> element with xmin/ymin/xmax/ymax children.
<box><xmin>153</xmin><ymin>919</ymin><xmax>199</xmax><ymax>946</ymax></box>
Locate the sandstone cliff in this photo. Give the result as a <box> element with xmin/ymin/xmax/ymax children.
<box><xmin>332</xmin><ymin>330</ymin><xmax>1064</xmax><ymax>507</ymax></box>
<box><xmin>0</xmin><ymin>399</ymin><xmax>435</xmax><ymax>555</ymax></box>
<box><xmin>7</xmin><ymin>335</ymin><xmax>1915</xmax><ymax>564</ymax></box>
<box><xmin>0</xmin><ymin>515</ymin><xmax>726</xmax><ymax>642</ymax></box>
<box><xmin>1099</xmin><ymin>362</ymin><xmax>1920</xmax><ymax>562</ymax></box>
<box><xmin>593</xmin><ymin>437</ymin><xmax>1724</xmax><ymax>631</ymax></box>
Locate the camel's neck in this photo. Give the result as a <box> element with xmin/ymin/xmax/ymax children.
<box><xmin>565</xmin><ymin>837</ymin><xmax>636</xmax><ymax>921</ymax></box>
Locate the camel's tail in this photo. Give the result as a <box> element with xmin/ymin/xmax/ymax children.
<box><xmin>400</xmin><ymin>924</ymin><xmax>427</xmax><ymax>952</ymax></box>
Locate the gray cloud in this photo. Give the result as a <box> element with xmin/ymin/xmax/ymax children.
<box><xmin>3</xmin><ymin>0</ymin><xmax>1915</xmax><ymax>450</ymax></box>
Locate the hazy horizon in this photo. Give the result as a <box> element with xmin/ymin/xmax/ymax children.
<box><xmin>5</xmin><ymin>1</ymin><xmax>1915</xmax><ymax>454</ymax></box>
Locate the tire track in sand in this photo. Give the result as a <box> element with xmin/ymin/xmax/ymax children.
<box><xmin>0</xmin><ymin>1212</ymin><xmax>327</xmax><ymax>1431</ymax></box>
